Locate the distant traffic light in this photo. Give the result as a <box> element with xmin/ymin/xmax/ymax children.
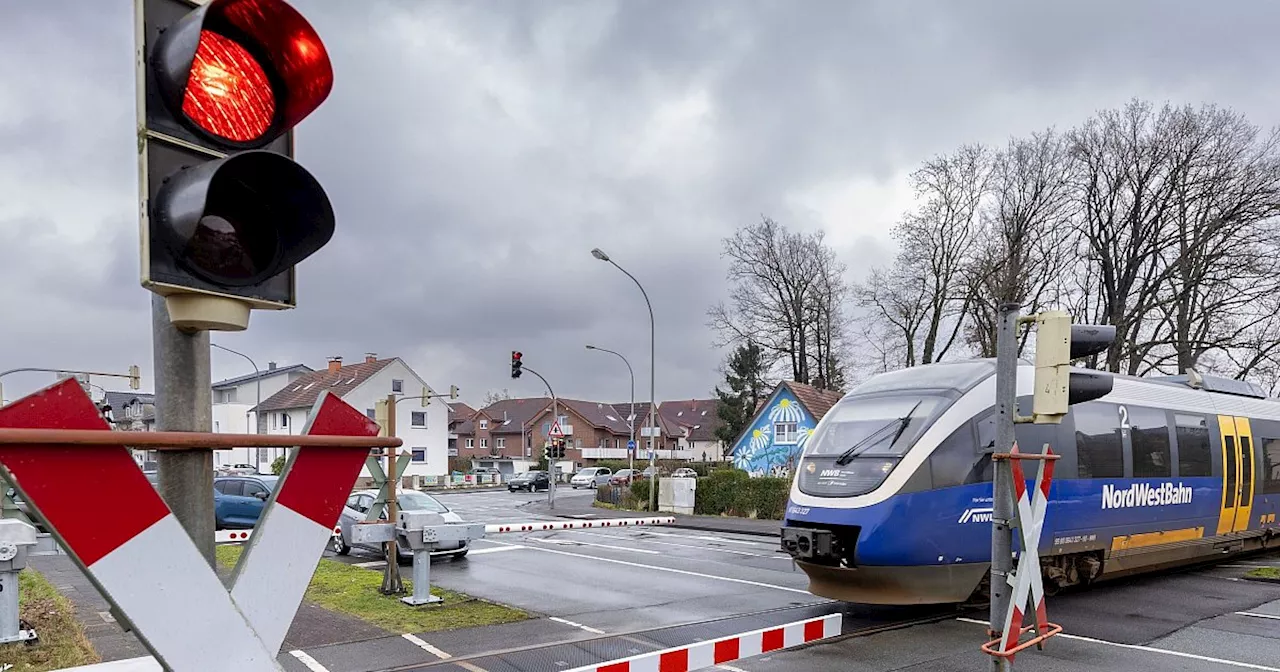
<box><xmin>511</xmin><ymin>351</ymin><xmax>523</xmax><ymax>379</ymax></box>
<box><xmin>138</xmin><ymin>0</ymin><xmax>335</xmax><ymax>331</ymax></box>
<box><xmin>1032</xmin><ymin>310</ymin><xmax>1116</xmax><ymax>423</ymax></box>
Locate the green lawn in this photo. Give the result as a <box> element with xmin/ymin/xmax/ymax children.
<box><xmin>217</xmin><ymin>545</ymin><xmax>527</xmax><ymax>633</ymax></box>
<box><xmin>1245</xmin><ymin>566</ymin><xmax>1280</xmax><ymax>580</ymax></box>
<box><xmin>4</xmin><ymin>569</ymin><xmax>99</xmax><ymax>671</ymax></box>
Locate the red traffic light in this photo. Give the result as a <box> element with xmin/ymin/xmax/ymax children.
<box><xmin>512</xmin><ymin>351</ymin><xmax>522</xmax><ymax>361</ymax></box>
<box><xmin>151</xmin><ymin>0</ymin><xmax>334</xmax><ymax>148</ymax></box>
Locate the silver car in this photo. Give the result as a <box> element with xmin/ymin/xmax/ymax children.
<box><xmin>332</xmin><ymin>489</ymin><xmax>468</xmax><ymax>560</ymax></box>
<box><xmin>570</xmin><ymin>467</ymin><xmax>613</xmax><ymax>489</ymax></box>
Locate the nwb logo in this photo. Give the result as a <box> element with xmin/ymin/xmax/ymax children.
<box><xmin>819</xmin><ymin>469</ymin><xmax>842</xmax><ymax>477</ymax></box>
<box><xmin>959</xmin><ymin>507</ymin><xmax>994</xmax><ymax>524</ymax></box>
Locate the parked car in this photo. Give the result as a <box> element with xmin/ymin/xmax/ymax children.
<box><xmin>609</xmin><ymin>469</ymin><xmax>642</xmax><ymax>485</ymax></box>
<box><xmin>471</xmin><ymin>467</ymin><xmax>501</xmax><ymax>477</ymax></box>
<box><xmin>332</xmin><ymin>489</ymin><xmax>468</xmax><ymax>560</ymax></box>
<box><xmin>641</xmin><ymin>466</ymin><xmax>665</xmax><ymax>479</ymax></box>
<box><xmin>213</xmin><ymin>475</ymin><xmax>279</xmax><ymax>529</ymax></box>
<box><xmin>508</xmin><ymin>470</ymin><xmax>550</xmax><ymax>492</ymax></box>
<box><xmin>671</xmin><ymin>467</ymin><xmax>698</xmax><ymax>479</ymax></box>
<box><xmin>218</xmin><ymin>463</ymin><xmax>258</xmax><ymax>476</ymax></box>
<box><xmin>570</xmin><ymin>467</ymin><xmax>613</xmax><ymax>489</ymax></box>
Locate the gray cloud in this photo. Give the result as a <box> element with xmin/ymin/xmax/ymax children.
<box><xmin>4</xmin><ymin>0</ymin><xmax>1280</xmax><ymax>408</ymax></box>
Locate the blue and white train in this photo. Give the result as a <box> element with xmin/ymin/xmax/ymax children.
<box><xmin>779</xmin><ymin>359</ymin><xmax>1280</xmax><ymax>604</ymax></box>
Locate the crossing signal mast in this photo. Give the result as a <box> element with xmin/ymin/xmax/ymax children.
<box><xmin>137</xmin><ymin>0</ymin><xmax>336</xmax><ymax>331</ymax></box>
<box><xmin>1026</xmin><ymin>310</ymin><xmax>1116</xmax><ymax>424</ymax></box>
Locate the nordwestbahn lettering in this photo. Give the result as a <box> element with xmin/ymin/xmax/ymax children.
<box><xmin>1101</xmin><ymin>482</ymin><xmax>1193</xmax><ymax>509</ymax></box>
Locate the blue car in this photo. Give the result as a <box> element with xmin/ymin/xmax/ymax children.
<box><xmin>213</xmin><ymin>475</ymin><xmax>279</xmax><ymax>529</ymax></box>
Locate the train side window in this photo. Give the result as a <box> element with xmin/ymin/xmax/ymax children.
<box><xmin>1174</xmin><ymin>414</ymin><xmax>1212</xmax><ymax>477</ymax></box>
<box><xmin>1128</xmin><ymin>406</ymin><xmax>1171</xmax><ymax>478</ymax></box>
<box><xmin>1263</xmin><ymin>439</ymin><xmax>1280</xmax><ymax>495</ymax></box>
<box><xmin>929</xmin><ymin>419</ymin><xmax>992</xmax><ymax>489</ymax></box>
<box><xmin>1074</xmin><ymin>403</ymin><xmax>1124</xmax><ymax>479</ymax></box>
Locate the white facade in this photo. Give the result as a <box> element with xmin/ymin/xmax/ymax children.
<box><xmin>261</xmin><ymin>359</ymin><xmax>449</xmax><ymax>477</ymax></box>
<box><xmin>211</xmin><ymin>366</ymin><xmax>310</xmax><ymax>471</ymax></box>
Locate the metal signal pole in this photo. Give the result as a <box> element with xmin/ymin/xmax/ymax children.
<box><xmin>381</xmin><ymin>393</ymin><xmax>404</xmax><ymax>595</ymax></box>
<box><xmin>990</xmin><ymin>301</ymin><xmax>1021</xmax><ymax>672</ymax></box>
<box><xmin>523</xmin><ymin>366</ymin><xmax>557</xmax><ymax>510</ymax></box>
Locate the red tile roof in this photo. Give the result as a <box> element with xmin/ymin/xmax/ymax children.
<box><xmin>254</xmin><ymin>359</ymin><xmax>395</xmax><ymax>412</ymax></box>
<box><xmin>658</xmin><ymin>399</ymin><xmax>723</xmax><ymax>442</ymax></box>
<box><xmin>784</xmin><ymin>381</ymin><xmax>844</xmax><ymax>421</ymax></box>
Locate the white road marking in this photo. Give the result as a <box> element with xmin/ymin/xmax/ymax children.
<box><xmin>955</xmin><ymin>618</ymin><xmax>1280</xmax><ymax>671</ymax></box>
<box><xmin>289</xmin><ymin>650</ymin><xmax>331</xmax><ymax>672</ymax></box>
<box><xmin>567</xmin><ymin>530</ymin><xmax>789</xmax><ymax>560</ymax></box>
<box><xmin>530</xmin><ymin>537</ymin><xmax>661</xmax><ymax>555</ymax></box>
<box><xmin>549</xmin><ymin>616</ymin><xmax>606</xmax><ymax>634</ymax></box>
<box><xmin>353</xmin><ymin>560</ymin><xmax>385</xmax><ymax>569</ymax></box>
<box><xmin>718</xmin><ymin>665</ymin><xmax>750</xmax><ymax>672</ymax></box>
<box><xmin>468</xmin><ymin>545</ymin><xmax>527</xmax><ymax>555</ymax></box>
<box><xmin>484</xmin><ymin>540</ymin><xmax>811</xmax><ymax>594</ymax></box>
<box><xmin>636</xmin><ymin>530</ymin><xmax>776</xmax><ymax>547</ymax></box>
<box><xmin>402</xmin><ymin>633</ymin><xmax>451</xmax><ymax>659</ymax></box>
<box><xmin>1237</xmin><ymin>611</ymin><xmax>1280</xmax><ymax>621</ymax></box>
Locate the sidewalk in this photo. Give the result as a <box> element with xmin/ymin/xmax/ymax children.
<box><xmin>522</xmin><ymin>497</ymin><xmax>782</xmax><ymax>537</ymax></box>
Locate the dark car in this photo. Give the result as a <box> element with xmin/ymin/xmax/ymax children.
<box><xmin>508</xmin><ymin>470</ymin><xmax>549</xmax><ymax>492</ymax></box>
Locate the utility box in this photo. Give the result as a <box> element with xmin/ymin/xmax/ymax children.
<box><xmin>0</xmin><ymin>518</ymin><xmax>39</xmax><ymax>644</ymax></box>
<box><xmin>658</xmin><ymin>478</ymin><xmax>695</xmax><ymax>515</ymax></box>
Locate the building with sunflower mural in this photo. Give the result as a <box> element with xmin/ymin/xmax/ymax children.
<box><xmin>730</xmin><ymin>381</ymin><xmax>845</xmax><ymax>477</ymax></box>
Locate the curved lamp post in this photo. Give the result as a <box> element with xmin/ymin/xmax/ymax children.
<box><xmin>590</xmin><ymin>247</ymin><xmax>658</xmax><ymax>511</ymax></box>
<box><xmin>210</xmin><ymin>343</ymin><xmax>263</xmax><ymax>467</ymax></box>
<box><xmin>586</xmin><ymin>345</ymin><xmax>635</xmax><ymax>472</ymax></box>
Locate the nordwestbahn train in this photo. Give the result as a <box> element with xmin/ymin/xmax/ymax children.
<box><xmin>780</xmin><ymin>359</ymin><xmax>1280</xmax><ymax>604</ymax></box>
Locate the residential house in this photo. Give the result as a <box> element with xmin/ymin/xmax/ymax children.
<box><xmin>446</xmin><ymin>402</ymin><xmax>476</xmax><ymax>464</ymax></box>
<box><xmin>211</xmin><ymin>362</ymin><xmax>313</xmax><ymax>471</ymax></box>
<box><xmin>102</xmin><ymin>391</ymin><xmax>158</xmax><ymax>469</ymax></box>
<box><xmin>252</xmin><ymin>354</ymin><xmax>449</xmax><ymax>480</ymax></box>
<box><xmin>658</xmin><ymin>399</ymin><xmax>728</xmax><ymax>462</ymax></box>
<box><xmin>730</xmin><ymin>381</ymin><xmax>844</xmax><ymax>477</ymax></box>
<box><xmin>456</xmin><ymin>397</ymin><xmax>550</xmax><ymax>477</ymax></box>
<box><xmin>622</xmin><ymin>402</ymin><xmax>690</xmax><ymax>458</ymax></box>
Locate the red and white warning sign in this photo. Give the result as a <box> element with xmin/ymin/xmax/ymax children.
<box><xmin>548</xmin><ymin>419</ymin><xmax>565</xmax><ymax>438</ymax></box>
<box><xmin>0</xmin><ymin>378</ymin><xmax>381</xmax><ymax>671</ymax></box>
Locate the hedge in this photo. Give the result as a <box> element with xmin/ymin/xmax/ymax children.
<box><xmin>693</xmin><ymin>470</ymin><xmax>790</xmax><ymax>520</ymax></box>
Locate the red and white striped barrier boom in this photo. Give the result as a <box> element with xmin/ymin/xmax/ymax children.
<box><xmin>565</xmin><ymin>612</ymin><xmax>841</xmax><ymax>672</ymax></box>
<box><xmin>0</xmin><ymin>379</ymin><xmax>381</xmax><ymax>671</ymax></box>
<box><xmin>485</xmin><ymin>516</ymin><xmax>675</xmax><ymax>534</ymax></box>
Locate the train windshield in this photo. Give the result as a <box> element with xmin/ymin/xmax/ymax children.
<box><xmin>802</xmin><ymin>395</ymin><xmax>946</xmax><ymax>459</ymax></box>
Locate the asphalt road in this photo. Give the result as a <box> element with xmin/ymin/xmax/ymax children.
<box><xmin>327</xmin><ymin>487</ymin><xmax>823</xmax><ymax>634</ymax></box>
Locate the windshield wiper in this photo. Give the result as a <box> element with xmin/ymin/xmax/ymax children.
<box><xmin>833</xmin><ymin>400</ymin><xmax>923</xmax><ymax>466</ymax></box>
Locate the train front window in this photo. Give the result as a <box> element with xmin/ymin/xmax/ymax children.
<box><xmin>797</xmin><ymin>394</ymin><xmax>948</xmax><ymax>498</ymax></box>
<box><xmin>803</xmin><ymin>395</ymin><xmax>946</xmax><ymax>459</ymax></box>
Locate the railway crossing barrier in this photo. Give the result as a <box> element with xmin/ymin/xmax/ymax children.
<box><xmin>563</xmin><ymin>612</ymin><xmax>841</xmax><ymax>672</ymax></box>
<box><xmin>982</xmin><ymin>444</ymin><xmax>1062</xmax><ymax>665</ymax></box>
<box><xmin>0</xmin><ymin>379</ymin><xmax>398</xmax><ymax>671</ymax></box>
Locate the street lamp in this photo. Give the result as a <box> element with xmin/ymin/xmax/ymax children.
<box><xmin>590</xmin><ymin>247</ymin><xmax>658</xmax><ymax>512</ymax></box>
<box><xmin>210</xmin><ymin>343</ymin><xmax>262</xmax><ymax>467</ymax></box>
<box><xmin>586</xmin><ymin>345</ymin><xmax>635</xmax><ymax>472</ymax></box>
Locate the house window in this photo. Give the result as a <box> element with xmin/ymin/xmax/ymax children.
<box><xmin>542</xmin><ymin>422</ymin><xmax>550</xmax><ymax>434</ymax></box>
<box><xmin>366</xmin><ymin>409</ymin><xmax>376</xmax><ymax>420</ymax></box>
<box><xmin>411</xmin><ymin>412</ymin><xmax>426</xmax><ymax>427</ymax></box>
<box><xmin>281</xmin><ymin>413</ymin><xmax>289</xmax><ymax>429</ymax></box>
<box><xmin>392</xmin><ymin>379</ymin><xmax>404</xmax><ymax>393</ymax></box>
<box><xmin>480</xmin><ymin>438</ymin><xmax>489</xmax><ymax>449</ymax></box>
<box><xmin>411</xmin><ymin>448</ymin><xmax>426</xmax><ymax>463</ymax></box>
<box><xmin>480</xmin><ymin>420</ymin><xmax>488</xmax><ymax>430</ymax></box>
<box><xmin>271</xmin><ymin>414</ymin><xmax>277</xmax><ymax>429</ymax></box>
<box><xmin>497</xmin><ymin>438</ymin><xmax>506</xmax><ymax>449</ymax></box>
<box><xmin>448</xmin><ymin>447</ymin><xmax>458</xmax><ymax>457</ymax></box>
<box><xmin>465</xmin><ymin>438</ymin><xmax>474</xmax><ymax>448</ymax></box>
<box><xmin>774</xmin><ymin>421</ymin><xmax>798</xmax><ymax>444</ymax></box>
<box><xmin>221</xmin><ymin>389</ymin><xmax>237</xmax><ymax>403</ymax></box>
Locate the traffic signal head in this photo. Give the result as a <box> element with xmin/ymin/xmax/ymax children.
<box><xmin>139</xmin><ymin>0</ymin><xmax>336</xmax><ymax>332</ymax></box>
<box><xmin>1031</xmin><ymin>310</ymin><xmax>1116</xmax><ymax>423</ymax></box>
<box><xmin>511</xmin><ymin>351</ymin><xmax>523</xmax><ymax>379</ymax></box>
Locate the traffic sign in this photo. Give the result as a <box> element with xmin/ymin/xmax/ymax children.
<box><xmin>548</xmin><ymin>419</ymin><xmax>565</xmax><ymax>438</ymax></box>
<box><xmin>0</xmin><ymin>378</ymin><xmax>380</xmax><ymax>670</ymax></box>
<box><xmin>627</xmin><ymin>440</ymin><xmax>636</xmax><ymax>450</ymax></box>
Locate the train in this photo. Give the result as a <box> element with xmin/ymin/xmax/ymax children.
<box><xmin>779</xmin><ymin>359</ymin><xmax>1280</xmax><ymax>604</ymax></box>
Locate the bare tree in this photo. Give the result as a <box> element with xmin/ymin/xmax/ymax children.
<box><xmin>965</xmin><ymin>131</ymin><xmax>1077</xmax><ymax>356</ymax></box>
<box><xmin>482</xmin><ymin>389</ymin><xmax>512</xmax><ymax>407</ymax></box>
<box><xmin>709</xmin><ymin>217</ymin><xmax>850</xmax><ymax>388</ymax></box>
<box><xmin>853</xmin><ymin>145</ymin><xmax>989</xmax><ymax>368</ymax></box>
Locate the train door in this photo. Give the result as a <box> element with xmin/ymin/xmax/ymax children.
<box><xmin>1216</xmin><ymin>416</ymin><xmax>1256</xmax><ymax>535</ymax></box>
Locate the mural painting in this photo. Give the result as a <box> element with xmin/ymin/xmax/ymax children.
<box><xmin>731</xmin><ymin>388</ymin><xmax>816</xmax><ymax>477</ymax></box>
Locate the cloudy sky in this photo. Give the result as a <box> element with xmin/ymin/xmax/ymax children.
<box><xmin>3</xmin><ymin>0</ymin><xmax>1279</xmax><ymax>408</ymax></box>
